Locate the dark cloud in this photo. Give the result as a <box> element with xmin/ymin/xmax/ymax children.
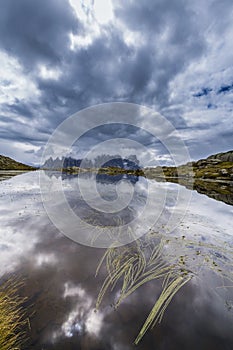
<box><xmin>0</xmin><ymin>0</ymin><xmax>232</xmax><ymax>163</ymax></box>
<box><xmin>0</xmin><ymin>0</ymin><xmax>206</xmax><ymax>108</ymax></box>
<box><xmin>32</xmin><ymin>0</ymin><xmax>207</xmax><ymax>134</ymax></box>
<box><xmin>115</xmin><ymin>0</ymin><xmax>206</xmax><ymax>104</ymax></box>
<box><xmin>2</xmin><ymin>100</ymin><xmax>34</xmax><ymax>118</ymax></box>
<box><xmin>0</xmin><ymin>0</ymin><xmax>79</xmax><ymax>68</ymax></box>
<box><xmin>74</xmin><ymin>123</ymin><xmax>165</xmax><ymax>155</ymax></box>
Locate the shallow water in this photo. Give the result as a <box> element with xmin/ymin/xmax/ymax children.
<box><xmin>0</xmin><ymin>171</ymin><xmax>233</xmax><ymax>349</ymax></box>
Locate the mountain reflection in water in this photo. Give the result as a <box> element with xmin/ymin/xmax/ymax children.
<box><xmin>0</xmin><ymin>171</ymin><xmax>232</xmax><ymax>349</ymax></box>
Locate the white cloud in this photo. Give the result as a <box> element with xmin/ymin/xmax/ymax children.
<box><xmin>70</xmin><ymin>0</ymin><xmax>113</xmax><ymax>24</ymax></box>
<box><xmin>93</xmin><ymin>0</ymin><xmax>113</xmax><ymax>24</ymax></box>
<box><xmin>51</xmin><ymin>282</ymin><xmax>105</xmax><ymax>340</ymax></box>
<box><xmin>0</xmin><ymin>51</ymin><xmax>40</xmax><ymax>105</ymax></box>
<box><xmin>39</xmin><ymin>65</ymin><xmax>62</xmax><ymax>80</ymax></box>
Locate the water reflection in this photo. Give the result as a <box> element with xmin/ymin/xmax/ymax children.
<box><xmin>0</xmin><ymin>170</ymin><xmax>29</xmax><ymax>182</ymax></box>
<box><xmin>0</xmin><ymin>171</ymin><xmax>232</xmax><ymax>349</ymax></box>
<box><xmin>163</xmin><ymin>177</ymin><xmax>233</xmax><ymax>206</ymax></box>
<box><xmin>40</xmin><ymin>169</ymin><xmax>194</xmax><ymax>247</ymax></box>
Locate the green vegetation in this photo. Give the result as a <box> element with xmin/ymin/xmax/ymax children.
<box><xmin>65</xmin><ymin>151</ymin><xmax>233</xmax><ymax>206</ymax></box>
<box><xmin>145</xmin><ymin>160</ymin><xmax>233</xmax><ymax>181</ymax></box>
<box><xmin>0</xmin><ymin>278</ymin><xmax>28</xmax><ymax>350</ymax></box>
<box><xmin>0</xmin><ymin>155</ymin><xmax>36</xmax><ymax>171</ymax></box>
<box><xmin>65</xmin><ymin>150</ymin><xmax>233</xmax><ymax>181</ymax></box>
<box><xmin>97</xmin><ymin>166</ymin><xmax>144</xmax><ymax>176</ymax></box>
<box><xmin>192</xmin><ymin>161</ymin><xmax>233</xmax><ymax>179</ymax></box>
<box><xmin>66</xmin><ymin>161</ymin><xmax>232</xmax><ymax>183</ymax></box>
<box><xmin>64</xmin><ymin>166</ymin><xmax>144</xmax><ymax>176</ymax></box>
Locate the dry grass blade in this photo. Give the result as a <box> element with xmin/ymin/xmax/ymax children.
<box><xmin>96</xmin><ymin>238</ymin><xmax>192</xmax><ymax>344</ymax></box>
<box><xmin>134</xmin><ymin>274</ymin><xmax>192</xmax><ymax>344</ymax></box>
<box><xmin>0</xmin><ymin>277</ymin><xmax>28</xmax><ymax>350</ymax></box>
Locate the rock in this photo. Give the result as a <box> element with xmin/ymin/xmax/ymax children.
<box><xmin>220</xmin><ymin>169</ymin><xmax>228</xmax><ymax>175</ymax></box>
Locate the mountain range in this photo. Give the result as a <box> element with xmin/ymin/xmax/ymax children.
<box><xmin>0</xmin><ymin>151</ymin><xmax>232</xmax><ymax>205</ymax></box>
<box><xmin>0</xmin><ymin>151</ymin><xmax>232</xmax><ymax>182</ymax></box>
<box><xmin>41</xmin><ymin>154</ymin><xmax>140</xmax><ymax>170</ymax></box>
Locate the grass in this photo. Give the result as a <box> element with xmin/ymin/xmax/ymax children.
<box><xmin>95</xmin><ymin>232</ymin><xmax>233</xmax><ymax>344</ymax></box>
<box><xmin>0</xmin><ymin>278</ymin><xmax>28</xmax><ymax>350</ymax></box>
<box><xmin>95</xmin><ymin>238</ymin><xmax>192</xmax><ymax>344</ymax></box>
<box><xmin>134</xmin><ymin>274</ymin><xmax>191</xmax><ymax>344</ymax></box>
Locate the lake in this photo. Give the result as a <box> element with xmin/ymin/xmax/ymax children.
<box><xmin>0</xmin><ymin>170</ymin><xmax>233</xmax><ymax>349</ymax></box>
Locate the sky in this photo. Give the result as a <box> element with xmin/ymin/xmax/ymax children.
<box><xmin>0</xmin><ymin>0</ymin><xmax>233</xmax><ymax>166</ymax></box>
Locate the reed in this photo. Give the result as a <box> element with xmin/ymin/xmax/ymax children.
<box><xmin>0</xmin><ymin>278</ymin><xmax>28</xmax><ymax>350</ymax></box>
<box><xmin>134</xmin><ymin>274</ymin><xmax>191</xmax><ymax>344</ymax></box>
<box><xmin>96</xmin><ymin>238</ymin><xmax>192</xmax><ymax>343</ymax></box>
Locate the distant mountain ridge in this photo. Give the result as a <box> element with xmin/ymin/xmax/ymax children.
<box><xmin>0</xmin><ymin>155</ymin><xmax>36</xmax><ymax>170</ymax></box>
<box><xmin>42</xmin><ymin>156</ymin><xmax>82</xmax><ymax>169</ymax></box>
<box><xmin>42</xmin><ymin>155</ymin><xmax>140</xmax><ymax>170</ymax></box>
<box><xmin>1</xmin><ymin>150</ymin><xmax>232</xmax><ymax>175</ymax></box>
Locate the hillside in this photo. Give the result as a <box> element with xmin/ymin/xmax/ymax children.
<box><xmin>145</xmin><ymin>150</ymin><xmax>233</xmax><ymax>181</ymax></box>
<box><xmin>143</xmin><ymin>150</ymin><xmax>233</xmax><ymax>206</ymax></box>
<box><xmin>0</xmin><ymin>155</ymin><xmax>36</xmax><ymax>170</ymax></box>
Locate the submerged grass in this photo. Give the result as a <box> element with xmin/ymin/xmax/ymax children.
<box><xmin>95</xmin><ymin>226</ymin><xmax>233</xmax><ymax>344</ymax></box>
<box><xmin>0</xmin><ymin>278</ymin><xmax>28</xmax><ymax>350</ymax></box>
<box><xmin>134</xmin><ymin>274</ymin><xmax>191</xmax><ymax>344</ymax></box>
<box><xmin>95</xmin><ymin>237</ymin><xmax>193</xmax><ymax>344</ymax></box>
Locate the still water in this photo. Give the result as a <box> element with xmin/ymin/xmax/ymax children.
<box><xmin>0</xmin><ymin>170</ymin><xmax>233</xmax><ymax>349</ymax></box>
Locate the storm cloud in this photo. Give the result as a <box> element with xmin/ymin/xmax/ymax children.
<box><xmin>0</xmin><ymin>0</ymin><xmax>232</xmax><ymax>165</ymax></box>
